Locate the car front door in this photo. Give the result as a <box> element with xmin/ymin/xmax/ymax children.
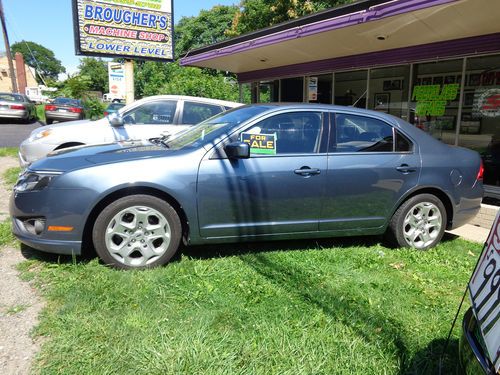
<box><xmin>320</xmin><ymin>112</ymin><xmax>421</xmax><ymax>232</ymax></box>
<box><xmin>110</xmin><ymin>100</ymin><xmax>186</xmax><ymax>141</ymax></box>
<box><xmin>197</xmin><ymin>110</ymin><xmax>328</xmax><ymax>239</ymax></box>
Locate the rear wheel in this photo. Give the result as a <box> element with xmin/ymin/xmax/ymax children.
<box><xmin>387</xmin><ymin>194</ymin><xmax>446</xmax><ymax>250</ymax></box>
<box><xmin>92</xmin><ymin>195</ymin><xmax>182</xmax><ymax>270</ymax></box>
<box><xmin>46</xmin><ymin>119</ymin><xmax>53</xmax><ymax>125</ymax></box>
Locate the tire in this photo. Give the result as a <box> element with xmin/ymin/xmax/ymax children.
<box><xmin>46</xmin><ymin>119</ymin><xmax>53</xmax><ymax>125</ymax></box>
<box><xmin>386</xmin><ymin>194</ymin><xmax>447</xmax><ymax>250</ymax></box>
<box><xmin>92</xmin><ymin>195</ymin><xmax>182</xmax><ymax>270</ymax></box>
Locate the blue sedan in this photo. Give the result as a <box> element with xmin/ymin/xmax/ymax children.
<box><xmin>10</xmin><ymin>104</ymin><xmax>483</xmax><ymax>269</ymax></box>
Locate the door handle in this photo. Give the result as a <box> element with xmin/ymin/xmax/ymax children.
<box><xmin>396</xmin><ymin>164</ymin><xmax>416</xmax><ymax>173</ymax></box>
<box><xmin>294</xmin><ymin>167</ymin><xmax>321</xmax><ymax>176</ymax></box>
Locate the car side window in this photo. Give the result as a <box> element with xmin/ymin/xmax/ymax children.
<box><xmin>240</xmin><ymin>112</ymin><xmax>322</xmax><ymax>155</ymax></box>
<box><xmin>183</xmin><ymin>102</ymin><xmax>223</xmax><ymax>125</ymax></box>
<box><xmin>123</xmin><ymin>100</ymin><xmax>177</xmax><ymax>125</ymax></box>
<box><xmin>334</xmin><ymin>114</ymin><xmax>412</xmax><ymax>153</ymax></box>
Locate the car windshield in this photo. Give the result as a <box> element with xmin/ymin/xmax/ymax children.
<box><xmin>54</xmin><ymin>98</ymin><xmax>81</xmax><ymax>107</ymax></box>
<box><xmin>0</xmin><ymin>93</ymin><xmax>23</xmax><ymax>102</ymax></box>
<box><xmin>166</xmin><ymin>105</ymin><xmax>272</xmax><ymax>150</ymax></box>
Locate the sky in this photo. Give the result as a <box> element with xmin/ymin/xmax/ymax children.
<box><xmin>2</xmin><ymin>0</ymin><xmax>237</xmax><ymax>77</ymax></box>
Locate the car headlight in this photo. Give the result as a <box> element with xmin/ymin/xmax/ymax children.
<box><xmin>28</xmin><ymin>129</ymin><xmax>52</xmax><ymax>142</ymax></box>
<box><xmin>14</xmin><ymin>171</ymin><xmax>61</xmax><ymax>192</ymax></box>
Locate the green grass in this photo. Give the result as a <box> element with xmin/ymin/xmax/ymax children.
<box><xmin>36</xmin><ymin>104</ymin><xmax>46</xmax><ymax>122</ymax></box>
<box><xmin>18</xmin><ymin>236</ymin><xmax>481</xmax><ymax>374</ymax></box>
<box><xmin>0</xmin><ymin>147</ymin><xmax>18</xmax><ymax>158</ymax></box>
<box><xmin>3</xmin><ymin>167</ymin><xmax>21</xmax><ymax>187</ymax></box>
<box><xmin>0</xmin><ymin>220</ymin><xmax>15</xmax><ymax>246</ymax></box>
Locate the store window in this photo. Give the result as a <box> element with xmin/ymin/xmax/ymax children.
<box><xmin>280</xmin><ymin>77</ymin><xmax>304</xmax><ymax>102</ymax></box>
<box><xmin>368</xmin><ymin>65</ymin><xmax>410</xmax><ymax>120</ymax></box>
<box><xmin>334</xmin><ymin>70</ymin><xmax>367</xmax><ymax>108</ymax></box>
<box><xmin>409</xmin><ymin>59</ymin><xmax>464</xmax><ymax>145</ymax></box>
<box><xmin>458</xmin><ymin>55</ymin><xmax>500</xmax><ymax>191</ymax></box>
<box><xmin>259</xmin><ymin>80</ymin><xmax>279</xmax><ymax>103</ymax></box>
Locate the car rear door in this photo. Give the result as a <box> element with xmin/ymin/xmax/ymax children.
<box><xmin>320</xmin><ymin>112</ymin><xmax>421</xmax><ymax>232</ymax></box>
<box><xmin>197</xmin><ymin>110</ymin><xmax>328</xmax><ymax>238</ymax></box>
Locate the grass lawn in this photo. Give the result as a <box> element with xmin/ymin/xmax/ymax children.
<box><xmin>0</xmin><ymin>147</ymin><xmax>19</xmax><ymax>158</ymax></box>
<box><xmin>17</xmin><ymin>236</ymin><xmax>481</xmax><ymax>375</ymax></box>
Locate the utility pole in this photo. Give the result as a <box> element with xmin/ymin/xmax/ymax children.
<box><xmin>0</xmin><ymin>0</ymin><xmax>17</xmax><ymax>93</ymax></box>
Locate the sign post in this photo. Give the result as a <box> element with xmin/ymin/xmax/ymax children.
<box><xmin>125</xmin><ymin>60</ymin><xmax>134</xmax><ymax>105</ymax></box>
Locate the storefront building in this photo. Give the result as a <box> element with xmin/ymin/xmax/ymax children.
<box><xmin>181</xmin><ymin>0</ymin><xmax>500</xmax><ymax>197</ymax></box>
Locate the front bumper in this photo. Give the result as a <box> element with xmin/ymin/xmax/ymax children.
<box><xmin>9</xmin><ymin>187</ymin><xmax>98</xmax><ymax>256</ymax></box>
<box><xmin>459</xmin><ymin>307</ymin><xmax>496</xmax><ymax>375</ymax></box>
<box><xmin>19</xmin><ymin>138</ymin><xmax>55</xmax><ymax>167</ymax></box>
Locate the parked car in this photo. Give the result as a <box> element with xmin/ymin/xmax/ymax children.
<box><xmin>10</xmin><ymin>104</ymin><xmax>483</xmax><ymax>270</ymax></box>
<box><xmin>104</xmin><ymin>102</ymin><xmax>125</xmax><ymax>117</ymax></box>
<box><xmin>44</xmin><ymin>98</ymin><xmax>85</xmax><ymax>125</ymax></box>
<box><xmin>19</xmin><ymin>95</ymin><xmax>242</xmax><ymax>166</ymax></box>
<box><xmin>0</xmin><ymin>92</ymin><xmax>36</xmax><ymax>123</ymax></box>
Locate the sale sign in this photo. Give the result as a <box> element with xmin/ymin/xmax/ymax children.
<box><xmin>469</xmin><ymin>211</ymin><xmax>500</xmax><ymax>372</ymax></box>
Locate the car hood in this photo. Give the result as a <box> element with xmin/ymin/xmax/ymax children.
<box><xmin>29</xmin><ymin>140</ymin><xmax>170</xmax><ymax>172</ymax></box>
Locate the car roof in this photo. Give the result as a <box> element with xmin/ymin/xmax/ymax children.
<box><xmin>132</xmin><ymin>95</ymin><xmax>242</xmax><ymax>108</ymax></box>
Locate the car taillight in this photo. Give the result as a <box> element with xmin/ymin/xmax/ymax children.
<box><xmin>104</xmin><ymin>111</ymin><xmax>109</xmax><ymax>116</ymax></box>
<box><xmin>69</xmin><ymin>107</ymin><xmax>83</xmax><ymax>113</ymax></box>
<box><xmin>10</xmin><ymin>104</ymin><xmax>25</xmax><ymax>110</ymax></box>
<box><xmin>477</xmin><ymin>160</ymin><xmax>484</xmax><ymax>181</ymax></box>
<box><xmin>45</xmin><ymin>105</ymin><xmax>56</xmax><ymax>111</ymax></box>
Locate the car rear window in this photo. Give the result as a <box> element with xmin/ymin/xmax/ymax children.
<box><xmin>54</xmin><ymin>98</ymin><xmax>81</xmax><ymax>107</ymax></box>
<box><xmin>0</xmin><ymin>93</ymin><xmax>22</xmax><ymax>102</ymax></box>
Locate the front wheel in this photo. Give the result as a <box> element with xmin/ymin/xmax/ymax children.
<box><xmin>92</xmin><ymin>195</ymin><xmax>182</xmax><ymax>270</ymax></box>
<box><xmin>386</xmin><ymin>194</ymin><xmax>447</xmax><ymax>250</ymax></box>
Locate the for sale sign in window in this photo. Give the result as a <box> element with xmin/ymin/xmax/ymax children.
<box><xmin>469</xmin><ymin>211</ymin><xmax>500</xmax><ymax>372</ymax></box>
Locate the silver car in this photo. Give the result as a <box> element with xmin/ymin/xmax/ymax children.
<box><xmin>19</xmin><ymin>95</ymin><xmax>242</xmax><ymax>166</ymax></box>
<box><xmin>0</xmin><ymin>92</ymin><xmax>36</xmax><ymax>123</ymax></box>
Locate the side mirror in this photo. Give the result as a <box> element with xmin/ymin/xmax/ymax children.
<box><xmin>108</xmin><ymin>112</ymin><xmax>124</xmax><ymax>127</ymax></box>
<box><xmin>225</xmin><ymin>142</ymin><xmax>250</xmax><ymax>159</ymax></box>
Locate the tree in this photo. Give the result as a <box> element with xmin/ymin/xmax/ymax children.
<box><xmin>11</xmin><ymin>41</ymin><xmax>65</xmax><ymax>82</ymax></box>
<box><xmin>174</xmin><ymin>5</ymin><xmax>238</xmax><ymax>58</ymax></box>
<box><xmin>134</xmin><ymin>61</ymin><xmax>239</xmax><ymax>102</ymax></box>
<box><xmin>228</xmin><ymin>0</ymin><xmax>356</xmax><ymax>36</ymax></box>
<box><xmin>78</xmin><ymin>58</ymin><xmax>108</xmax><ymax>94</ymax></box>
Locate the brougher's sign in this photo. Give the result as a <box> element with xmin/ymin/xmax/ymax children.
<box><xmin>469</xmin><ymin>211</ymin><xmax>500</xmax><ymax>372</ymax></box>
<box><xmin>72</xmin><ymin>0</ymin><xmax>173</xmax><ymax>61</ymax></box>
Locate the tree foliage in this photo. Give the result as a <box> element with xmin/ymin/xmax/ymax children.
<box><xmin>11</xmin><ymin>41</ymin><xmax>65</xmax><ymax>82</ymax></box>
<box><xmin>78</xmin><ymin>58</ymin><xmax>108</xmax><ymax>94</ymax></box>
<box><xmin>134</xmin><ymin>61</ymin><xmax>238</xmax><ymax>102</ymax></box>
<box><xmin>228</xmin><ymin>0</ymin><xmax>356</xmax><ymax>36</ymax></box>
<box><xmin>174</xmin><ymin>5</ymin><xmax>238</xmax><ymax>58</ymax></box>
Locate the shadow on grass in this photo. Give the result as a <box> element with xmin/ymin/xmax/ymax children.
<box><xmin>19</xmin><ymin>243</ymin><xmax>94</xmax><ymax>265</ymax></box>
<box><xmin>182</xmin><ymin>235</ymin><xmax>384</xmax><ymax>261</ymax></box>
<box><xmin>402</xmin><ymin>338</ymin><xmax>461</xmax><ymax>375</ymax></box>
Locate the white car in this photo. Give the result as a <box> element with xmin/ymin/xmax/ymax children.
<box><xmin>19</xmin><ymin>95</ymin><xmax>242</xmax><ymax>166</ymax></box>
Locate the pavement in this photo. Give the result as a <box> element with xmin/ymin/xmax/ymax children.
<box><xmin>447</xmin><ymin>224</ymin><xmax>489</xmax><ymax>244</ymax></box>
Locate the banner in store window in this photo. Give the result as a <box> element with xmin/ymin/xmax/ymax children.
<box><xmin>473</xmin><ymin>88</ymin><xmax>500</xmax><ymax>118</ymax></box>
<box><xmin>72</xmin><ymin>0</ymin><xmax>173</xmax><ymax>61</ymax></box>
<box><xmin>412</xmin><ymin>84</ymin><xmax>459</xmax><ymax>116</ymax></box>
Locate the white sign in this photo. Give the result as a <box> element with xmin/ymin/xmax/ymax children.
<box><xmin>469</xmin><ymin>210</ymin><xmax>500</xmax><ymax>372</ymax></box>
<box><xmin>107</xmin><ymin>62</ymin><xmax>126</xmax><ymax>101</ymax></box>
<box><xmin>308</xmin><ymin>77</ymin><xmax>318</xmax><ymax>102</ymax></box>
